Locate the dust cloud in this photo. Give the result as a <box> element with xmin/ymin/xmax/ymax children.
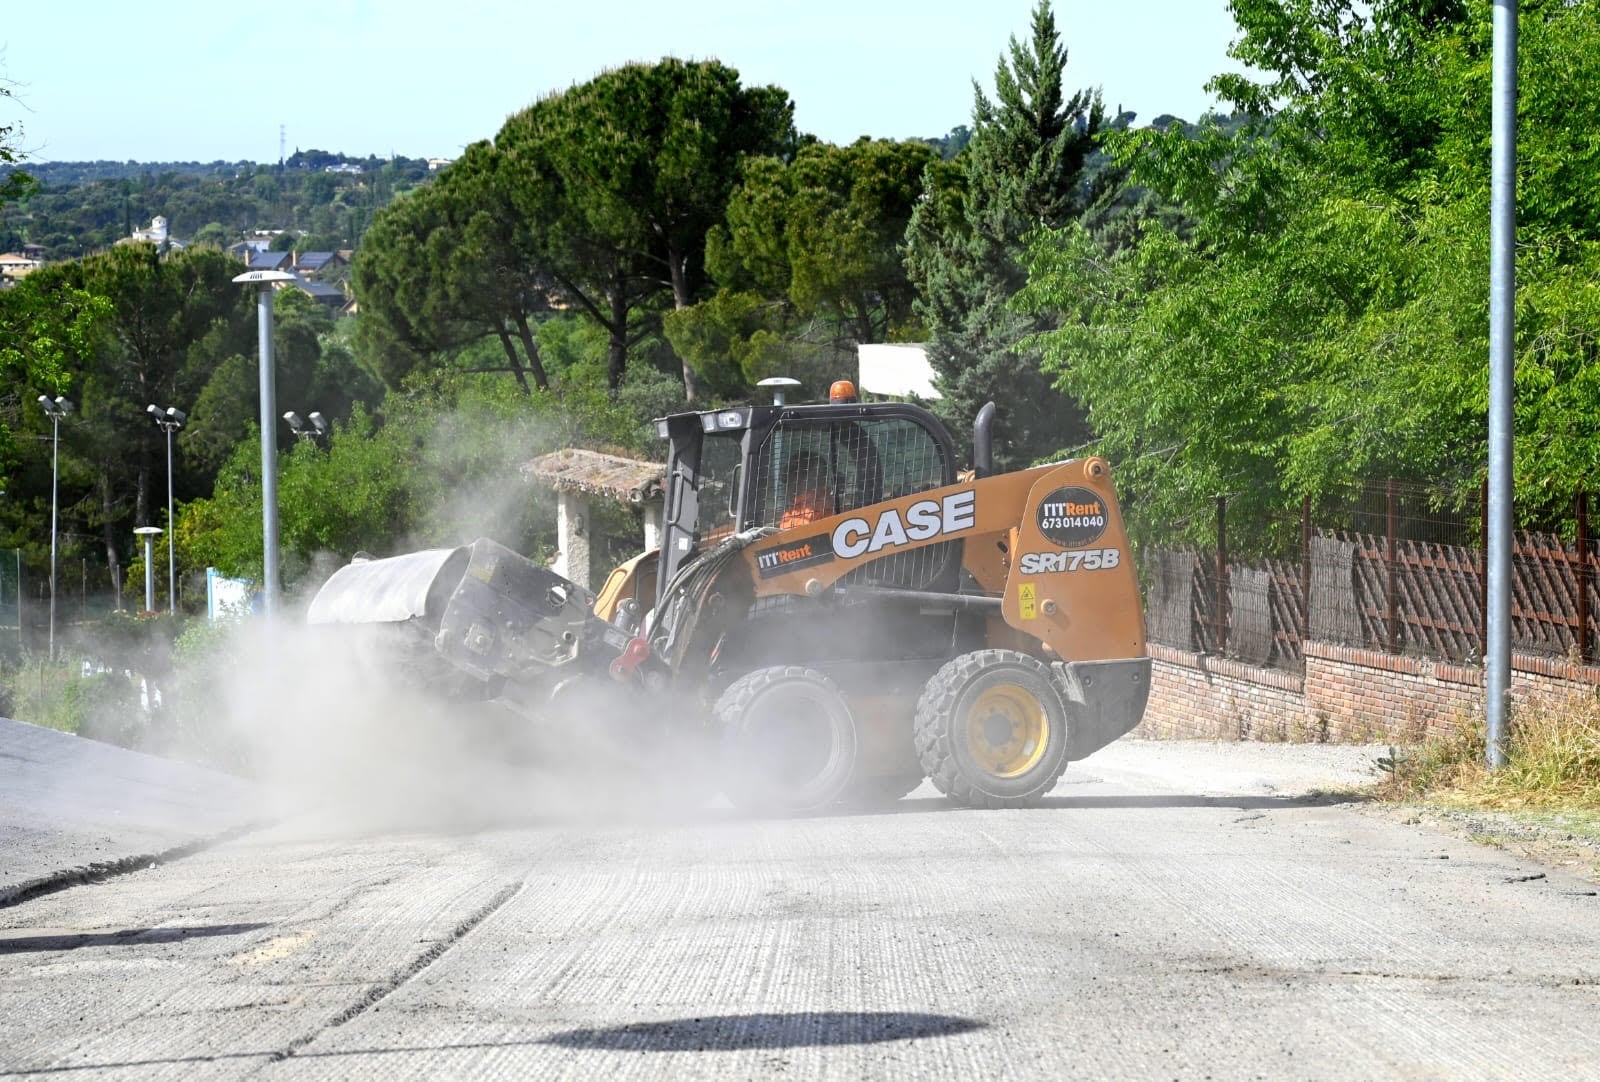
<box><xmin>161</xmin><ymin>408</ymin><xmax>724</xmax><ymax>839</ymax></box>
<box><xmin>177</xmin><ymin>605</ymin><xmax>719</xmax><ymax>841</ymax></box>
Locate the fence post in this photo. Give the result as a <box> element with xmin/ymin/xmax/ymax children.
<box><xmin>1385</xmin><ymin>479</ymin><xmax>1398</xmax><ymax>653</ymax></box>
<box><xmin>1216</xmin><ymin>496</ymin><xmax>1228</xmax><ymax>655</ymax></box>
<box><xmin>1301</xmin><ymin>495</ymin><xmax>1312</xmax><ymax>644</ymax></box>
<box><xmin>1579</xmin><ymin>491</ymin><xmax>1591</xmax><ymax>665</ymax></box>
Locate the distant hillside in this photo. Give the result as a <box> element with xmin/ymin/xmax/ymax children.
<box><xmin>0</xmin><ymin>150</ymin><xmax>437</xmax><ymax>260</ymax></box>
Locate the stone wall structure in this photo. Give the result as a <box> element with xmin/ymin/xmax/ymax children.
<box><xmin>1141</xmin><ymin>641</ymin><xmax>1600</xmax><ymax>743</ymax></box>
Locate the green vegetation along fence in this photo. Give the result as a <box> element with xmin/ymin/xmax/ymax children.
<box><xmin>1146</xmin><ymin>483</ymin><xmax>1598</xmax><ymax>674</ymax></box>
<box><xmin>0</xmin><ymin>548</ymin><xmax>19</xmax><ymax>661</ymax></box>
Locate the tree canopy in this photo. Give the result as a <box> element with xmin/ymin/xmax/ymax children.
<box><xmin>663</xmin><ymin>137</ymin><xmax>937</xmax><ymax>397</ymax></box>
<box><xmin>1018</xmin><ymin>0</ymin><xmax>1600</xmax><ymax>544</ymax></box>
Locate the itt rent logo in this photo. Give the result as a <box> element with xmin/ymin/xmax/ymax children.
<box><xmin>757</xmin><ymin>542</ymin><xmax>814</xmax><ymax>571</ymax></box>
<box><xmin>1043</xmin><ymin>500</ymin><xmax>1101</xmax><ymax>518</ymax></box>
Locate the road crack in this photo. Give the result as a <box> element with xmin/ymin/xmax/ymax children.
<box><xmin>265</xmin><ymin>879</ymin><xmax>522</xmax><ymax>1064</ymax></box>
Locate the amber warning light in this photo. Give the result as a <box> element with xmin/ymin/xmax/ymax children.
<box><xmin>829</xmin><ymin>380</ymin><xmax>858</xmax><ymax>403</ymax></box>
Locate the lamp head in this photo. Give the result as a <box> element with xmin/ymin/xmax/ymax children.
<box><xmin>282</xmin><ymin>411</ymin><xmax>305</xmax><ymax>432</ymax></box>
<box><xmin>166</xmin><ymin>407</ymin><xmax>187</xmax><ymax>425</ymax></box>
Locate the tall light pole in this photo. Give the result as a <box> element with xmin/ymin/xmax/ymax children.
<box><xmin>232</xmin><ymin>269</ymin><xmax>295</xmax><ymax>616</ymax></box>
<box><xmin>1486</xmin><ymin>0</ymin><xmax>1518</xmax><ymax>769</ymax></box>
<box><xmin>145</xmin><ymin>404</ymin><xmax>187</xmax><ymax>614</ymax></box>
<box><xmin>134</xmin><ymin>527</ymin><xmax>162</xmax><ymax>613</ymax></box>
<box><xmin>37</xmin><ymin>395</ymin><xmax>74</xmax><ymax>659</ymax></box>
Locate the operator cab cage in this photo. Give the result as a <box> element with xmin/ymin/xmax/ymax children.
<box><xmin>653</xmin><ymin>401</ymin><xmax>959</xmax><ymax>606</ymax></box>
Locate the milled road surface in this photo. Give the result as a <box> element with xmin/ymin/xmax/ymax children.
<box><xmin>2</xmin><ymin>738</ymin><xmax>1598</xmax><ymax>1080</ymax></box>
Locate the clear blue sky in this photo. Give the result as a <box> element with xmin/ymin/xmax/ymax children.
<box><xmin>2</xmin><ymin>1</ymin><xmax>1242</xmax><ymax>163</ymax></box>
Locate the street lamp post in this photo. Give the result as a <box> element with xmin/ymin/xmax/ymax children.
<box><xmin>37</xmin><ymin>395</ymin><xmax>74</xmax><ymax>660</ymax></box>
<box><xmin>232</xmin><ymin>269</ymin><xmax>296</xmax><ymax>616</ymax></box>
<box><xmin>145</xmin><ymin>404</ymin><xmax>187</xmax><ymax>614</ymax></box>
<box><xmin>134</xmin><ymin>527</ymin><xmax>162</xmax><ymax>613</ymax></box>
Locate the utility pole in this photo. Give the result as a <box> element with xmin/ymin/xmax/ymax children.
<box><xmin>38</xmin><ymin>396</ymin><xmax>74</xmax><ymax>660</ymax></box>
<box><xmin>146</xmin><ymin>404</ymin><xmax>187</xmax><ymax>613</ymax></box>
<box><xmin>1485</xmin><ymin>0</ymin><xmax>1518</xmax><ymax>769</ymax></box>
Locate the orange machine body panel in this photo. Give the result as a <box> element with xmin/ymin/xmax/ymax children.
<box><xmin>736</xmin><ymin>457</ymin><xmax>1144</xmax><ymax>663</ymax></box>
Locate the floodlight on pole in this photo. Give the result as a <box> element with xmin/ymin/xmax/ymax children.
<box><xmin>232</xmin><ymin>269</ymin><xmax>296</xmax><ymax>616</ymax></box>
<box><xmin>38</xmin><ymin>395</ymin><xmax>74</xmax><ymax>659</ymax></box>
<box><xmin>146</xmin><ymin>404</ymin><xmax>186</xmax><ymax>615</ymax></box>
<box><xmin>284</xmin><ymin>409</ymin><xmax>331</xmax><ymax>445</ymax></box>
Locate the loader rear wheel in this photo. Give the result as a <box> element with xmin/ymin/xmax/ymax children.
<box><xmin>837</xmin><ymin>770</ymin><xmax>925</xmax><ymax>810</ymax></box>
<box><xmin>716</xmin><ymin>666</ymin><xmax>857</xmax><ymax>815</ymax></box>
<box><xmin>915</xmin><ymin>649</ymin><xmax>1070</xmax><ymax>809</ymax></box>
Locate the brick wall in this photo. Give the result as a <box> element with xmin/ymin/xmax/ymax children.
<box><xmin>1140</xmin><ymin>641</ymin><xmax>1600</xmax><ymax>743</ymax></box>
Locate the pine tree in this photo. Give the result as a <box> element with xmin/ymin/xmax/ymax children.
<box><xmin>905</xmin><ymin>1</ymin><xmax>1103</xmax><ymax>469</ymax></box>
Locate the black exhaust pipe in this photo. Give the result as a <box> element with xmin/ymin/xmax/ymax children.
<box><xmin>973</xmin><ymin>401</ymin><xmax>996</xmax><ymax>478</ymax></box>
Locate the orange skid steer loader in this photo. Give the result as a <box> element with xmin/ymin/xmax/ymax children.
<box><xmin>307</xmin><ymin>387</ymin><xmax>1150</xmax><ymax>812</ymax></box>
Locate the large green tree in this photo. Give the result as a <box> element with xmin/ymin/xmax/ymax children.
<box><xmin>665</xmin><ymin>138</ymin><xmax>936</xmax><ymax>396</ymax></box>
<box><xmin>1</xmin><ymin>79</ymin><xmax>34</xmax><ymax>208</ymax></box>
<box><xmin>3</xmin><ymin>245</ymin><xmax>252</xmax><ymax>602</ymax></box>
<box><xmin>495</xmin><ymin>59</ymin><xmax>795</xmax><ymax>396</ymax></box>
<box><xmin>1018</xmin><ymin>0</ymin><xmax>1600</xmax><ymax>543</ymax></box>
<box><xmin>353</xmin><ymin>142</ymin><xmax>553</xmax><ymax>393</ymax></box>
<box><xmin>185</xmin><ymin>289</ymin><xmax>380</xmax><ymax>477</ymax></box>
<box><xmin>904</xmin><ymin>0</ymin><xmax>1105</xmax><ymax>468</ymax></box>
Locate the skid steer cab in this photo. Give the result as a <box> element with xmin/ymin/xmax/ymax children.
<box><xmin>307</xmin><ymin>384</ymin><xmax>1151</xmax><ymax>813</ymax></box>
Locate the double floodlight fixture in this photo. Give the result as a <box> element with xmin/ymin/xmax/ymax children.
<box><xmin>146</xmin><ymin>403</ymin><xmax>188</xmax><ymax>429</ymax></box>
<box><xmin>283</xmin><ymin>410</ymin><xmax>330</xmax><ymax>439</ymax></box>
<box><xmin>38</xmin><ymin>395</ymin><xmax>74</xmax><ymax>420</ymax></box>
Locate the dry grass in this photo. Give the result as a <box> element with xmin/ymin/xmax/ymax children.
<box><xmin>1378</xmin><ymin>690</ymin><xmax>1600</xmax><ymax>809</ymax></box>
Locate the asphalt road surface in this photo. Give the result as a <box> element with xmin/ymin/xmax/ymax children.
<box><xmin>2</xmin><ymin>734</ymin><xmax>1597</xmax><ymax>1080</ymax></box>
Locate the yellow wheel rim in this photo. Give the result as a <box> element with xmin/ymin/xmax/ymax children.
<box><xmin>964</xmin><ymin>683</ymin><xmax>1049</xmax><ymax>779</ymax></box>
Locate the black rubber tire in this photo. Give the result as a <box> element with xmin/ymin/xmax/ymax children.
<box><xmin>914</xmin><ymin>649</ymin><xmax>1071</xmax><ymax>809</ymax></box>
<box><xmin>716</xmin><ymin>666</ymin><xmax>858</xmax><ymax>814</ymax></box>
<box><xmin>836</xmin><ymin>770</ymin><xmax>925</xmax><ymax>810</ymax></box>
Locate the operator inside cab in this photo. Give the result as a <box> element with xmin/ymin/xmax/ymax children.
<box><xmin>780</xmin><ymin>451</ymin><xmax>834</xmax><ymax>528</ymax></box>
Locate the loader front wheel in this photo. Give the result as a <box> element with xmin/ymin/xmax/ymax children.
<box><xmin>915</xmin><ymin>650</ymin><xmax>1070</xmax><ymax>809</ymax></box>
<box><xmin>717</xmin><ymin>666</ymin><xmax>857</xmax><ymax>815</ymax></box>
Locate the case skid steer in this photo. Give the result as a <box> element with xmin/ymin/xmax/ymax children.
<box><xmin>307</xmin><ymin>385</ymin><xmax>1151</xmax><ymax>811</ymax></box>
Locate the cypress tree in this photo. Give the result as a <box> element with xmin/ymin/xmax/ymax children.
<box><xmin>905</xmin><ymin>1</ymin><xmax>1103</xmax><ymax>469</ymax></box>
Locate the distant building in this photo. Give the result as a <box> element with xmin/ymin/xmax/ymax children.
<box><xmin>291</xmin><ymin>274</ymin><xmax>346</xmax><ymax>309</ymax></box>
<box><xmin>323</xmin><ymin>163</ymin><xmax>363</xmax><ymax>175</ymax></box>
<box><xmin>247</xmin><ymin>251</ymin><xmax>292</xmax><ymax>272</ymax></box>
<box><xmin>291</xmin><ymin>251</ymin><xmax>347</xmax><ymax>278</ymax></box>
<box><xmin>427</xmin><ymin>157</ymin><xmax>453</xmax><ymax>171</ymax></box>
<box><xmin>131</xmin><ymin>216</ymin><xmax>169</xmax><ymax>244</ymax></box>
<box><xmin>228</xmin><ymin>238</ymin><xmax>274</xmax><ymax>261</ymax></box>
<box><xmin>0</xmin><ymin>251</ymin><xmax>44</xmax><ymax>281</ymax></box>
<box><xmin>119</xmin><ymin>216</ymin><xmax>185</xmax><ymax>250</ymax></box>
